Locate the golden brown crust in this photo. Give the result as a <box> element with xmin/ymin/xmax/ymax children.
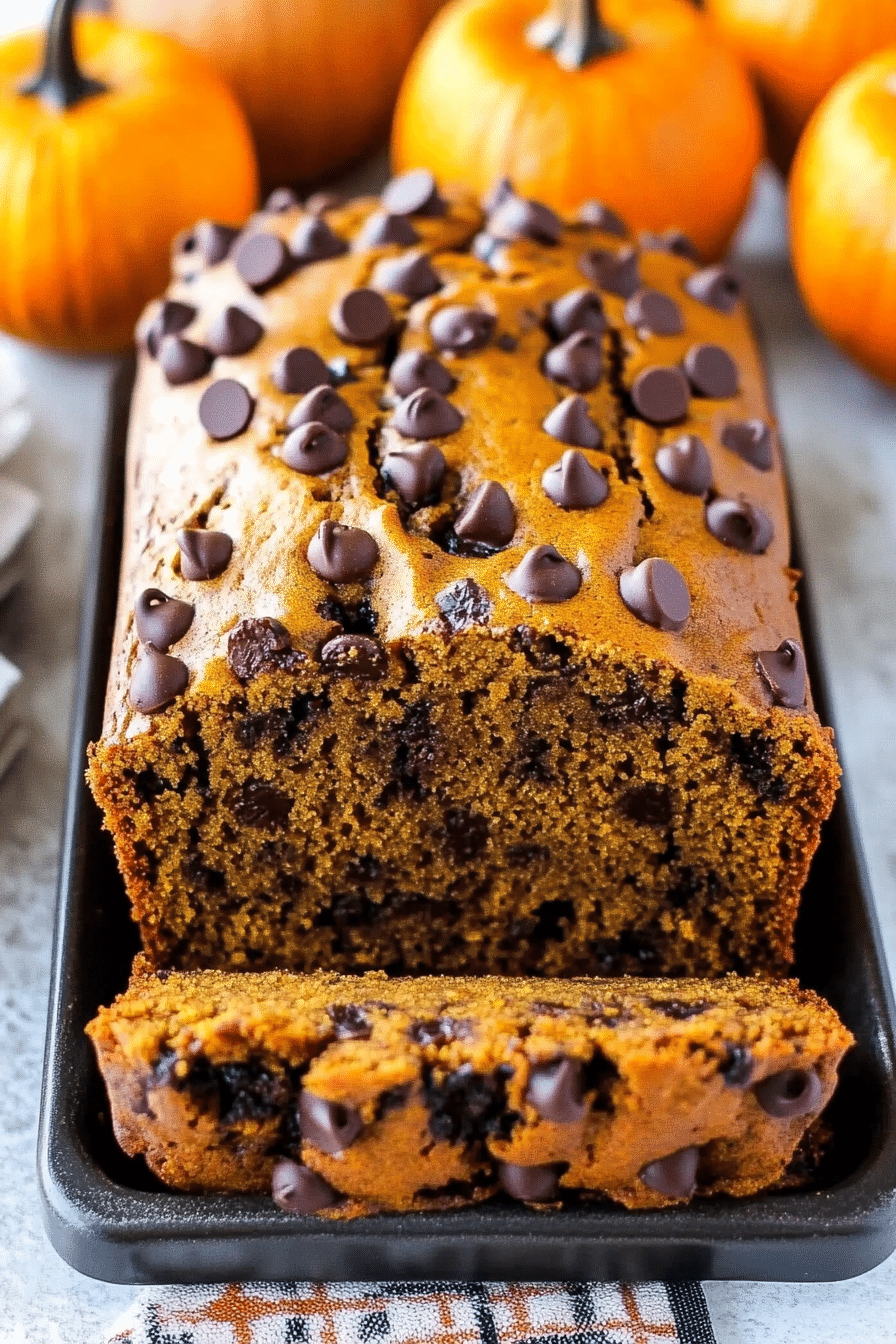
<box><xmin>87</xmin><ymin>181</ymin><xmax>839</xmax><ymax>978</ymax></box>
<box><xmin>103</xmin><ymin>192</ymin><xmax>803</xmax><ymax>732</ymax></box>
<box><xmin>88</xmin><ymin>968</ymin><xmax>853</xmax><ymax>1216</ymax></box>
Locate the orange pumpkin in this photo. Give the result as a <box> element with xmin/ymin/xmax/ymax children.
<box><xmin>790</xmin><ymin>48</ymin><xmax>896</xmax><ymax>386</ymax></box>
<box><xmin>705</xmin><ymin>0</ymin><xmax>896</xmax><ymax>172</ymax></box>
<box><xmin>392</xmin><ymin>0</ymin><xmax>764</xmax><ymax>261</ymax></box>
<box><xmin>113</xmin><ymin>0</ymin><xmax>446</xmax><ymax>192</ymax></box>
<box><xmin>0</xmin><ymin>0</ymin><xmax>257</xmax><ymax>354</ymax></box>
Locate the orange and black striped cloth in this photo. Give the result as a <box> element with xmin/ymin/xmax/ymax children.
<box><xmin>106</xmin><ymin>1280</ymin><xmax>716</xmax><ymax>1344</ymax></box>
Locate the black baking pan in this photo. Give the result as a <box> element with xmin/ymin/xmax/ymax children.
<box><xmin>37</xmin><ymin>358</ymin><xmax>896</xmax><ymax>1285</ymax></box>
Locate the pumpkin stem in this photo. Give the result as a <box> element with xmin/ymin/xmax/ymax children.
<box><xmin>526</xmin><ymin>0</ymin><xmax>624</xmax><ymax>70</ymax></box>
<box><xmin>19</xmin><ymin>0</ymin><xmax>107</xmax><ymax>111</ymax></box>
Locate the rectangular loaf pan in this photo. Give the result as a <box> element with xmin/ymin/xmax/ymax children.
<box><xmin>37</xmin><ymin>360</ymin><xmax>896</xmax><ymax>1284</ymax></box>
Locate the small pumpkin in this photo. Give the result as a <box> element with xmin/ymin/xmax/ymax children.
<box><xmin>113</xmin><ymin>0</ymin><xmax>447</xmax><ymax>192</ymax></box>
<box><xmin>0</xmin><ymin>0</ymin><xmax>257</xmax><ymax>353</ymax></box>
<box><xmin>790</xmin><ymin>49</ymin><xmax>896</xmax><ymax>386</ymax></box>
<box><xmin>705</xmin><ymin>0</ymin><xmax>896</xmax><ymax>173</ymax></box>
<box><xmin>392</xmin><ymin>0</ymin><xmax>763</xmax><ymax>260</ymax></box>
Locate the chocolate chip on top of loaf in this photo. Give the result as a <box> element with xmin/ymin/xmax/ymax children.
<box><xmin>87</xmin><ymin>968</ymin><xmax>853</xmax><ymax>1217</ymax></box>
<box><xmin>89</xmin><ymin>171</ymin><xmax>838</xmax><ymax>978</ymax></box>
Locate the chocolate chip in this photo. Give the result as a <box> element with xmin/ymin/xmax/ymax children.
<box><xmin>409</xmin><ymin>1016</ymin><xmax>470</xmax><ymax>1046</ymax></box>
<box><xmin>754</xmin><ymin>1068</ymin><xmax>823</xmax><ymax>1119</ymax></box>
<box><xmin>187</xmin><ymin>220</ymin><xmax>239</xmax><ymax>267</ymax></box>
<box><xmin>230</xmin><ymin>778</ymin><xmax>292</xmax><ymax>831</ymax></box>
<box><xmin>655</xmin><ymin>435</ymin><xmax>712</xmax><ymax>495</ymax></box>
<box><xmin>330</xmin><ymin>288</ymin><xmax>393</xmax><ymax>345</ymax></box>
<box><xmin>158</xmin><ymin>336</ymin><xmax>213</xmax><ymax>386</ymax></box>
<box><xmin>542</xmin><ymin>449</ymin><xmax>608</xmax><ymax>509</ymax></box>
<box><xmin>683</xmin><ymin>342</ymin><xmax>739</xmax><ymax>398</ymax></box>
<box><xmin>282</xmin><ymin>422</ymin><xmax>348</xmax><ymax>474</ymax></box>
<box><xmin>685</xmin><ymin>264</ymin><xmax>740</xmax><ymax>313</ymax></box>
<box><xmin>619</xmin><ymin>557</ymin><xmax>690</xmax><ymax>631</ymax></box>
<box><xmin>263</xmin><ymin>186</ymin><xmax>301</xmax><ymax>213</ymax></box>
<box><xmin>630</xmin><ymin>366</ymin><xmax>690</xmax><ymax>424</ymax></box>
<box><xmin>307</xmin><ymin>520</ymin><xmax>379</xmax><ymax>583</ymax></box>
<box><xmin>381</xmin><ymin>441</ymin><xmax>445</xmax><ymax>505</ymax></box>
<box><xmin>145</xmin><ymin>300</ymin><xmax>196</xmax><ymax>356</ymax></box>
<box><xmin>227</xmin><ymin>617</ymin><xmax>302</xmax><ymax>683</ymax></box>
<box><xmin>705</xmin><ymin>497</ymin><xmax>773</xmax><ymax>553</ymax></box>
<box><xmin>233</xmin><ymin>231</ymin><xmax>292</xmax><ymax>291</ymax></box>
<box><xmin>639</xmin><ymin>1146</ymin><xmax>699</xmax><ymax>1199</ymax></box>
<box><xmin>271</xmin><ymin>1157</ymin><xmax>336</xmax><ymax>1214</ymax></box>
<box><xmin>328</xmin><ymin>1004</ymin><xmax>371</xmax><ymax>1040</ymax></box>
<box><xmin>286</xmin><ymin>385</ymin><xmax>354</xmax><ymax>433</ymax></box>
<box><xmin>198</xmin><ymin>379</ymin><xmax>254</xmax><ymax>439</ymax></box>
<box><xmin>455</xmin><ymin>481</ymin><xmax>515</xmax><ymax>552</ymax></box>
<box><xmin>389</xmin><ymin>349</ymin><xmax>455</xmax><ymax>397</ymax></box>
<box><xmin>499</xmin><ymin>1163</ymin><xmax>559</xmax><ymax>1202</ymax></box>
<box><xmin>320</xmin><ymin>632</ymin><xmax>387</xmax><ymax>679</ymax></box>
<box><xmin>547</xmin><ymin>288</ymin><xmax>606</xmax><ymax>340</ymax></box>
<box><xmin>483</xmin><ymin>176</ymin><xmax>515</xmax><ymax>214</ymax></box>
<box><xmin>290</xmin><ymin>215</ymin><xmax>348</xmax><ymax>263</ymax></box>
<box><xmin>542</xmin><ymin>393</ymin><xmax>602</xmax><ymax>448</ymax></box>
<box><xmin>544</xmin><ymin>331</ymin><xmax>603</xmax><ymax>392</ymax></box>
<box><xmin>391</xmin><ymin>388</ymin><xmax>463</xmax><ymax>438</ymax></box>
<box><xmin>651</xmin><ymin>996</ymin><xmax>708</xmax><ymax>1019</ymax></box>
<box><xmin>487</xmin><ymin>194</ymin><xmax>562</xmax><ymax>245</ymax></box>
<box><xmin>640</xmin><ymin>228</ymin><xmax>702</xmax><ymax>263</ymax></box>
<box><xmin>526</xmin><ymin>1057</ymin><xmax>587</xmax><ymax>1123</ymax></box>
<box><xmin>624</xmin><ymin>288</ymin><xmax>684</xmax><ymax>337</ymax></box>
<box><xmin>327</xmin><ymin>356</ymin><xmax>355</xmax><ymax>386</ymax></box>
<box><xmin>177</xmin><ymin>528</ymin><xmax>233</xmax><ymax>581</ymax></box>
<box><xmin>372</xmin><ymin>252</ymin><xmax>441</xmax><ymax>300</ymax></box>
<box><xmin>381</xmin><ymin>168</ymin><xmax>444</xmax><ymax>217</ymax></box>
<box><xmin>578</xmin><ymin>200</ymin><xmax>628</xmax><ymax>236</ymax></box>
<box><xmin>424</xmin><ymin>1063</ymin><xmax>512</xmax><ymax>1143</ymax></box>
<box><xmin>579</xmin><ymin>245</ymin><xmax>640</xmax><ymax>298</ymax></box>
<box><xmin>471</xmin><ymin>231</ymin><xmax>506</xmax><ymax>266</ymax></box>
<box><xmin>507</xmin><ymin>545</ymin><xmax>581</xmax><ymax>602</ymax></box>
<box><xmin>436</xmin><ymin>578</ymin><xmax>492</xmax><ymax>631</ymax></box>
<box><xmin>356</xmin><ymin>211</ymin><xmax>420</xmax><ymax>248</ymax></box>
<box><xmin>305</xmin><ymin>191</ymin><xmax>343</xmax><ymax>215</ymax></box>
<box><xmin>129</xmin><ymin>645</ymin><xmax>188</xmax><ymax>714</ymax></box>
<box><xmin>273</xmin><ymin>346</ymin><xmax>334</xmax><ymax>395</ymax></box>
<box><xmin>135</xmin><ymin>588</ymin><xmax>194</xmax><ymax>650</ymax></box>
<box><xmin>430</xmin><ymin>305</ymin><xmax>496</xmax><ymax>354</ymax></box>
<box><xmin>205</xmin><ymin>306</ymin><xmax>265</xmax><ymax>358</ymax></box>
<box><xmin>721</xmin><ymin>1045</ymin><xmax>754</xmax><ymax>1088</ymax></box>
<box><xmin>756</xmin><ymin>639</ymin><xmax>807</xmax><ymax>709</ymax></box>
<box><xmin>298</xmin><ymin>1090</ymin><xmax>363</xmax><ymax>1154</ymax></box>
<box><xmin>721</xmin><ymin>419</ymin><xmax>774</xmax><ymax>471</ymax></box>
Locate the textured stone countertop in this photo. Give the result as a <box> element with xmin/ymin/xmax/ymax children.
<box><xmin>0</xmin><ymin>167</ymin><xmax>895</xmax><ymax>1341</ymax></box>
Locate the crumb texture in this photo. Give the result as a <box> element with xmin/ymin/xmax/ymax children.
<box><xmin>88</xmin><ymin>181</ymin><xmax>838</xmax><ymax>977</ymax></box>
<box><xmin>88</xmin><ymin>968</ymin><xmax>853</xmax><ymax>1215</ymax></box>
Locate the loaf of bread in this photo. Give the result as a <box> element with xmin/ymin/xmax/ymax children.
<box><xmin>87</xmin><ymin>171</ymin><xmax>838</xmax><ymax>977</ymax></box>
<box><xmin>87</xmin><ymin>967</ymin><xmax>852</xmax><ymax>1217</ymax></box>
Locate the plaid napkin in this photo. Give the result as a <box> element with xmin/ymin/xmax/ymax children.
<box><xmin>105</xmin><ymin>1280</ymin><xmax>716</xmax><ymax>1344</ymax></box>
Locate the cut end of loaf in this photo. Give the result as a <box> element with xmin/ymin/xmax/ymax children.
<box><xmin>89</xmin><ymin>628</ymin><xmax>837</xmax><ymax>978</ymax></box>
<box><xmin>87</xmin><ymin>968</ymin><xmax>854</xmax><ymax>1216</ymax></box>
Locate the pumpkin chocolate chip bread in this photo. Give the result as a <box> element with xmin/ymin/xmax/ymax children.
<box><xmin>87</xmin><ymin>967</ymin><xmax>853</xmax><ymax>1217</ymax></box>
<box><xmin>87</xmin><ymin>170</ymin><xmax>839</xmax><ymax>977</ymax></box>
